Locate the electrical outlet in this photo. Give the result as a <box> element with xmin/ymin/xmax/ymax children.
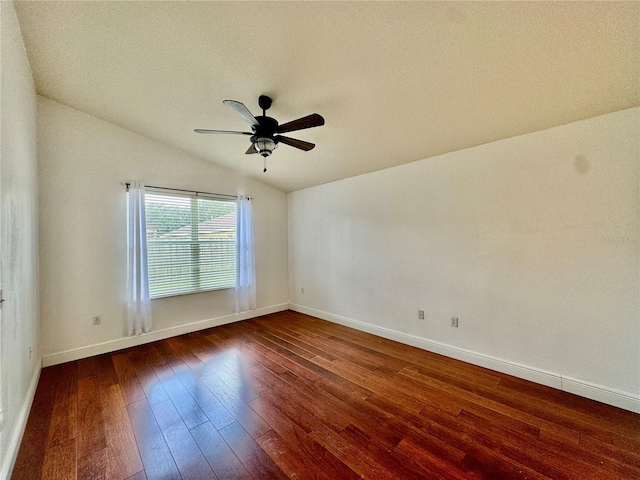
<box><xmin>93</xmin><ymin>315</ymin><xmax>102</xmax><ymax>326</ymax></box>
<box><xmin>451</xmin><ymin>317</ymin><xmax>459</xmax><ymax>328</ymax></box>
<box><xmin>301</xmin><ymin>287</ymin><xmax>305</xmax><ymax>294</ymax></box>
<box><xmin>418</xmin><ymin>310</ymin><xmax>425</xmax><ymax>320</ymax></box>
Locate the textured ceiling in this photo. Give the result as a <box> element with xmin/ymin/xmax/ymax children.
<box><xmin>15</xmin><ymin>1</ymin><xmax>640</xmax><ymax>192</ymax></box>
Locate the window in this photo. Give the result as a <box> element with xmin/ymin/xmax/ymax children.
<box><xmin>142</xmin><ymin>190</ymin><xmax>236</xmax><ymax>298</ymax></box>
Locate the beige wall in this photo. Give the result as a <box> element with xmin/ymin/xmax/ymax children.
<box><xmin>288</xmin><ymin>108</ymin><xmax>640</xmax><ymax>411</ymax></box>
<box><xmin>38</xmin><ymin>97</ymin><xmax>289</xmax><ymax>362</ymax></box>
<box><xmin>0</xmin><ymin>2</ymin><xmax>40</xmax><ymax>477</ymax></box>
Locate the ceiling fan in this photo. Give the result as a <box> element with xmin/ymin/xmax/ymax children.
<box><xmin>195</xmin><ymin>95</ymin><xmax>325</xmax><ymax>172</ymax></box>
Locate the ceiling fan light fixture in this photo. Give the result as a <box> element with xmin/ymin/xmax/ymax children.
<box><xmin>255</xmin><ymin>137</ymin><xmax>276</xmax><ymax>157</ymax></box>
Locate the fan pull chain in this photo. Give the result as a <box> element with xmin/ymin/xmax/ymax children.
<box><xmin>263</xmin><ymin>156</ymin><xmax>267</xmax><ymax>173</ymax></box>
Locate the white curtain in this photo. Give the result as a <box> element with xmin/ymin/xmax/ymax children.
<box><xmin>235</xmin><ymin>196</ymin><xmax>257</xmax><ymax>313</ymax></box>
<box><xmin>126</xmin><ymin>182</ymin><xmax>152</xmax><ymax>335</ymax></box>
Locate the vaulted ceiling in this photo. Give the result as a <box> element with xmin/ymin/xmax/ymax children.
<box><xmin>15</xmin><ymin>1</ymin><xmax>639</xmax><ymax>192</ymax></box>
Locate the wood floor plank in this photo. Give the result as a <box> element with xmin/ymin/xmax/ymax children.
<box><xmin>457</xmin><ymin>403</ymin><xmax>540</xmax><ymax>440</ymax></box>
<box><xmin>173</xmin><ymin>335</ymin><xmax>260</xmax><ymax>403</ymax></box>
<box><xmin>578</xmin><ymin>433</ymin><xmax>640</xmax><ymax>477</ymax></box>
<box><xmin>256</xmin><ymin>429</ymin><xmax>331</xmax><ymax>480</ymax></box>
<box><xmin>254</xmin><ymin>330</ymin><xmax>318</xmax><ymax>361</ymax></box>
<box><xmin>95</xmin><ymin>354</ymin><xmax>119</xmax><ymax>391</ymax></box>
<box><xmin>47</xmin><ymin>362</ymin><xmax>78</xmax><ymax>448</ymax></box>
<box><xmin>100</xmin><ymin>384</ymin><xmax>144</xmax><ymax>479</ymax></box>
<box><xmin>248</xmin><ymin>396</ymin><xmax>361</xmax><ymax>480</ymax></box>
<box><xmin>201</xmin><ymin>332</ymin><xmax>259</xmax><ymax>370</ymax></box>
<box><xmin>342</xmin><ymin>359</ymin><xmax>465</xmax><ymax>416</ymax></box>
<box><xmin>14</xmin><ymin>310</ymin><xmax>640</xmax><ymax>480</ymax></box>
<box><xmin>76</xmin><ymin>376</ymin><xmax>106</xmax><ymax>459</ymax></box>
<box><xmin>402</xmin><ymin>427</ymin><xmax>469</xmax><ymax>466</ymax></box>
<box><xmin>249</xmin><ymin>362</ymin><xmax>350</xmax><ymax>432</ymax></box>
<box><xmin>282</xmin><ymin>370</ymin><xmax>355</xmax><ymax>430</ymax></box>
<box><xmin>454</xmin><ymin>408</ymin><xmax>585</xmax><ymax>479</ymax></box>
<box><xmin>150</xmin><ymin>361</ymin><xmax>209</xmax><ymax>429</ymax></box>
<box><xmin>312</xmin><ymin>356</ymin><xmax>426</xmax><ymax>414</ymax></box>
<box><xmin>168</xmin><ymin>361</ymin><xmax>236</xmax><ymax>430</ymax></box>
<box><xmin>245</xmin><ymin>338</ymin><xmax>320</xmax><ymax>383</ymax></box>
<box><xmin>11</xmin><ymin>366</ymin><xmax>59</xmax><ymax>480</ymax></box>
<box><xmin>310</xmin><ymin>423</ymin><xmax>400</xmax><ymax>480</ymax></box>
<box><xmin>191</xmin><ymin>421</ymin><xmax>253</xmax><ymax>480</ymax></box>
<box><xmin>77</xmin><ymin>447</ymin><xmax>108</xmax><ymax>480</ymax></box>
<box><xmin>235</xmin><ymin>341</ymin><xmax>290</xmax><ymax>375</ymax></box>
<box><xmin>126</xmin><ymin>349</ymin><xmax>170</xmax><ymax>406</ymax></box>
<box><xmin>247</xmin><ymin>337</ymin><xmax>374</xmax><ymax>401</ymax></box>
<box><xmin>78</xmin><ymin>357</ymin><xmax>97</xmax><ymax>379</ymax></box>
<box><xmin>151</xmin><ymin>400</ymin><xmax>216</xmax><ymax>480</ymax></box>
<box><xmin>158</xmin><ymin>336</ymin><xmax>267</xmax><ymax>437</ymax></box>
<box><xmin>218</xmin><ymin>422</ymin><xmax>288</xmax><ymax>480</ymax></box>
<box><xmin>339</xmin><ymin>422</ymin><xmax>456</xmax><ymax>480</ymax></box>
<box><xmin>181</xmin><ymin>359</ymin><xmax>271</xmax><ymax>439</ymax></box>
<box><xmin>372</xmin><ymin>385</ymin><xmax>569</xmax><ymax>478</ymax></box>
<box><xmin>112</xmin><ymin>353</ymin><xmax>146</xmax><ymax>405</ymax></box>
<box><xmin>395</xmin><ymin>437</ymin><xmax>472</xmax><ymax>480</ymax></box>
<box><xmin>499</xmin><ymin>373</ymin><xmax>640</xmax><ymax>435</ymax></box>
<box><xmin>310</xmin><ymin>377</ymin><xmax>402</xmax><ymax>445</ymax></box>
<box><xmin>127</xmin><ymin>399</ymin><xmax>181</xmax><ymax>480</ymax></box>
<box><xmin>41</xmin><ymin>438</ymin><xmax>76</xmax><ymax>480</ymax></box>
<box><xmin>401</xmin><ymin>364</ymin><xmax>582</xmax><ymax>443</ymax></box>
<box><xmin>247</xmin><ymin>365</ymin><xmax>323</xmax><ymax>433</ymax></box>
<box><xmin>125</xmin><ymin>471</ymin><xmax>147</xmax><ymax>480</ymax></box>
<box><xmin>613</xmin><ymin>431</ymin><xmax>640</xmax><ymax>455</ymax></box>
<box><xmin>534</xmin><ymin>428</ymin><xmax>639</xmax><ymax>479</ymax></box>
<box><xmin>252</xmin><ymin>318</ymin><xmax>338</xmax><ymax>361</ymax></box>
<box><xmin>149</xmin><ymin>340</ymin><xmax>181</xmax><ymax>366</ymax></box>
<box><xmin>303</xmin><ymin>332</ymin><xmax>407</xmax><ymax>373</ymax></box>
<box><xmin>425</xmin><ymin>416</ymin><xmax>554</xmax><ymax>480</ymax></box>
<box><xmin>349</xmin><ymin>391</ymin><xmax>464</xmax><ymax>460</ymax></box>
<box><xmin>138</xmin><ymin>343</ymin><xmax>166</xmax><ymax>367</ymax></box>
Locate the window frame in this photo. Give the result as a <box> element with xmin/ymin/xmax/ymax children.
<box><xmin>138</xmin><ymin>187</ymin><xmax>237</xmax><ymax>299</ymax></box>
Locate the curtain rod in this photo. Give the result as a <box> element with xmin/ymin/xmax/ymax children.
<box><xmin>124</xmin><ymin>183</ymin><xmax>246</xmax><ymax>199</ymax></box>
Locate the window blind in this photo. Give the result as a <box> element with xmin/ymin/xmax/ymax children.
<box><xmin>143</xmin><ymin>191</ymin><xmax>237</xmax><ymax>298</ymax></box>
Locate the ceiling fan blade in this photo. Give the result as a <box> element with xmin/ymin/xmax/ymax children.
<box><xmin>277</xmin><ymin>113</ymin><xmax>325</xmax><ymax>133</ymax></box>
<box><xmin>223</xmin><ymin>100</ymin><xmax>259</xmax><ymax>127</ymax></box>
<box><xmin>276</xmin><ymin>135</ymin><xmax>315</xmax><ymax>151</ymax></box>
<box><xmin>194</xmin><ymin>129</ymin><xmax>253</xmax><ymax>135</ymax></box>
<box><xmin>245</xmin><ymin>143</ymin><xmax>258</xmax><ymax>154</ymax></box>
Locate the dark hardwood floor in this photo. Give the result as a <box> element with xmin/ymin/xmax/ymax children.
<box><xmin>12</xmin><ymin>310</ymin><xmax>640</xmax><ymax>479</ymax></box>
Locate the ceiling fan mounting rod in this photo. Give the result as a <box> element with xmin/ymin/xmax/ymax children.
<box><xmin>258</xmin><ymin>95</ymin><xmax>272</xmax><ymax>117</ymax></box>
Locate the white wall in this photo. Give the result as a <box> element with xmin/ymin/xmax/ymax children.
<box><xmin>288</xmin><ymin>108</ymin><xmax>640</xmax><ymax>411</ymax></box>
<box><xmin>38</xmin><ymin>97</ymin><xmax>289</xmax><ymax>363</ymax></box>
<box><xmin>0</xmin><ymin>2</ymin><xmax>40</xmax><ymax>478</ymax></box>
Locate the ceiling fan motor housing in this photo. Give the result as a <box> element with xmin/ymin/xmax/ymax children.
<box><xmin>252</xmin><ymin>115</ymin><xmax>280</xmax><ymax>156</ymax></box>
<box><xmin>253</xmin><ymin>115</ymin><xmax>279</xmax><ymax>136</ymax></box>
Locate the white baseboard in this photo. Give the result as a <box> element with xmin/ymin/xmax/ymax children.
<box><xmin>0</xmin><ymin>363</ymin><xmax>41</xmax><ymax>480</ymax></box>
<box><xmin>42</xmin><ymin>303</ymin><xmax>289</xmax><ymax>367</ymax></box>
<box><xmin>289</xmin><ymin>304</ymin><xmax>640</xmax><ymax>414</ymax></box>
<box><xmin>561</xmin><ymin>376</ymin><xmax>640</xmax><ymax>414</ymax></box>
